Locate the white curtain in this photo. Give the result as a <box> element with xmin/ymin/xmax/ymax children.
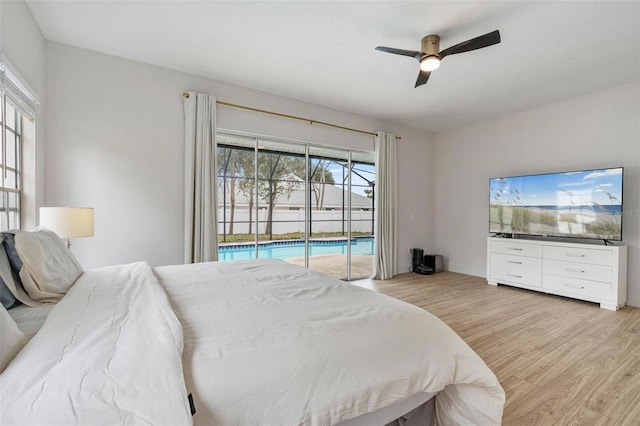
<box><xmin>183</xmin><ymin>92</ymin><xmax>218</xmax><ymax>263</ymax></box>
<box><xmin>372</xmin><ymin>131</ymin><xmax>398</xmax><ymax>279</ymax></box>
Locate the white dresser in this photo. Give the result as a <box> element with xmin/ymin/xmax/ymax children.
<box><xmin>486</xmin><ymin>237</ymin><xmax>627</xmax><ymax>310</ymax></box>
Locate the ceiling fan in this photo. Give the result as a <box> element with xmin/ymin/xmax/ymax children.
<box><xmin>376</xmin><ymin>30</ymin><xmax>501</xmax><ymax>88</ymax></box>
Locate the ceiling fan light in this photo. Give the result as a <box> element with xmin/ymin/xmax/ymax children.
<box><xmin>420</xmin><ymin>56</ymin><xmax>440</xmax><ymax>72</ymax></box>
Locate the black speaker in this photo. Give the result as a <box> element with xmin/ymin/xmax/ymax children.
<box><xmin>424</xmin><ymin>254</ymin><xmax>444</xmax><ymax>273</ymax></box>
<box><xmin>411</xmin><ymin>248</ymin><xmax>424</xmax><ymax>271</ymax></box>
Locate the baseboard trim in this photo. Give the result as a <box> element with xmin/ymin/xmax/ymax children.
<box><xmin>444</xmin><ymin>263</ymin><xmax>486</xmax><ymax>278</ymax></box>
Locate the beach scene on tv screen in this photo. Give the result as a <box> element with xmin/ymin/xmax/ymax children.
<box><xmin>489</xmin><ymin>168</ymin><xmax>623</xmax><ymax>240</ymax></box>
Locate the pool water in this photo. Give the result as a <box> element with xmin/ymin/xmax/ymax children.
<box><xmin>219</xmin><ymin>237</ymin><xmax>374</xmax><ymax>262</ymax></box>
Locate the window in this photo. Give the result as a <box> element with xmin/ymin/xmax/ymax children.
<box><xmin>216</xmin><ymin>132</ymin><xmax>375</xmax><ymax>280</ymax></box>
<box><xmin>0</xmin><ymin>98</ymin><xmax>21</xmax><ymax>230</ymax></box>
<box><xmin>0</xmin><ymin>57</ymin><xmax>39</xmax><ymax>231</ymax></box>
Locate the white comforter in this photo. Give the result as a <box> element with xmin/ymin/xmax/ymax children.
<box><xmin>1</xmin><ymin>259</ymin><xmax>504</xmax><ymax>425</ymax></box>
<box><xmin>0</xmin><ymin>262</ymin><xmax>192</xmax><ymax>426</ymax></box>
<box><xmin>155</xmin><ymin>259</ymin><xmax>505</xmax><ymax>425</ymax></box>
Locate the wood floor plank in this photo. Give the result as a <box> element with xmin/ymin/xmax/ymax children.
<box><xmin>555</xmin><ymin>404</ymin><xmax>613</xmax><ymax>426</ymax></box>
<box><xmin>576</xmin><ymin>354</ymin><xmax>640</xmax><ymax>420</ymax></box>
<box><xmin>354</xmin><ymin>271</ymin><xmax>640</xmax><ymax>425</ymax></box>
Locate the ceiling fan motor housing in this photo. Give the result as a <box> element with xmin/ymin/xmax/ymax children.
<box><xmin>421</xmin><ymin>34</ymin><xmax>440</xmax><ymax>58</ymax></box>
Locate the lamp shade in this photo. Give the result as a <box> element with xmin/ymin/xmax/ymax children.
<box><xmin>39</xmin><ymin>207</ymin><xmax>94</xmax><ymax>239</ymax></box>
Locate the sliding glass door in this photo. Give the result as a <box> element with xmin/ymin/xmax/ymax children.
<box><xmin>216</xmin><ymin>132</ymin><xmax>374</xmax><ymax>280</ymax></box>
<box><xmin>307</xmin><ymin>152</ymin><xmax>348</xmax><ymax>279</ymax></box>
<box><xmin>216</xmin><ymin>135</ymin><xmax>256</xmax><ymax>260</ymax></box>
<box><xmin>347</xmin><ymin>160</ymin><xmax>375</xmax><ymax>279</ymax></box>
<box><xmin>256</xmin><ymin>141</ymin><xmax>307</xmax><ymax>265</ymax></box>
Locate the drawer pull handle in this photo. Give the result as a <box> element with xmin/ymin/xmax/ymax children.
<box><xmin>507</xmin><ymin>273</ymin><xmax>522</xmax><ymax>278</ymax></box>
<box><xmin>566</xmin><ymin>268</ymin><xmax>585</xmax><ymax>273</ymax></box>
<box><xmin>508</xmin><ymin>247</ymin><xmax>523</xmax><ymax>251</ymax></box>
<box><xmin>565</xmin><ymin>283</ymin><xmax>585</xmax><ymax>290</ymax></box>
<box><xmin>566</xmin><ymin>253</ymin><xmax>586</xmax><ymax>258</ymax></box>
<box><xmin>508</xmin><ymin>260</ymin><xmax>523</xmax><ymax>264</ymax></box>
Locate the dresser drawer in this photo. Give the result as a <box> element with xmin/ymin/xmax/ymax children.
<box><xmin>543</xmin><ymin>259</ymin><xmax>612</xmax><ymax>282</ymax></box>
<box><xmin>543</xmin><ymin>245</ymin><xmax>612</xmax><ymax>266</ymax></box>
<box><xmin>490</xmin><ymin>240</ymin><xmax>542</xmax><ymax>258</ymax></box>
<box><xmin>544</xmin><ymin>275</ymin><xmax>612</xmax><ymax>300</ymax></box>
<box><xmin>490</xmin><ymin>253</ymin><xmax>542</xmax><ymax>287</ymax></box>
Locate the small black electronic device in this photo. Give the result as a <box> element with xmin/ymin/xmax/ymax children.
<box><xmin>414</xmin><ymin>265</ymin><xmax>434</xmax><ymax>275</ymax></box>
<box><xmin>424</xmin><ymin>254</ymin><xmax>444</xmax><ymax>273</ymax></box>
<box><xmin>411</xmin><ymin>248</ymin><xmax>433</xmax><ymax>275</ymax></box>
<box><xmin>411</xmin><ymin>248</ymin><xmax>424</xmax><ymax>271</ymax></box>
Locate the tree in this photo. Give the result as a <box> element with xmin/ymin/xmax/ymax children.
<box><xmin>219</xmin><ymin>149</ymin><xmax>339</xmax><ymax>239</ymax></box>
<box><xmin>217</xmin><ymin>148</ymin><xmax>237</xmax><ymax>235</ymax></box>
<box><xmin>287</xmin><ymin>158</ymin><xmax>336</xmax><ymax>210</ymax></box>
<box><xmin>309</xmin><ymin>159</ymin><xmax>335</xmax><ymax>210</ymax></box>
<box><xmin>218</xmin><ymin>147</ymin><xmax>256</xmax><ymax>236</ymax></box>
<box><xmin>257</xmin><ymin>153</ymin><xmax>299</xmax><ymax>237</ymax></box>
<box><xmin>234</xmin><ymin>150</ymin><xmax>256</xmax><ymax>234</ymax></box>
<box><xmin>364</xmin><ymin>188</ymin><xmax>373</xmax><ymax>199</ymax></box>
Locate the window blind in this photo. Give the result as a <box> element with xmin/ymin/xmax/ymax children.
<box><xmin>0</xmin><ymin>56</ymin><xmax>39</xmax><ymax>120</ymax></box>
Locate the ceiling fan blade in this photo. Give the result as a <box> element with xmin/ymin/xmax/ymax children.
<box><xmin>376</xmin><ymin>46</ymin><xmax>422</xmax><ymax>61</ymax></box>
<box><xmin>439</xmin><ymin>30</ymin><xmax>501</xmax><ymax>59</ymax></box>
<box><xmin>415</xmin><ymin>70</ymin><xmax>431</xmax><ymax>88</ymax></box>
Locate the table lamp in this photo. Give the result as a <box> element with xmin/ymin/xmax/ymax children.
<box><xmin>39</xmin><ymin>207</ymin><xmax>94</xmax><ymax>248</ymax></box>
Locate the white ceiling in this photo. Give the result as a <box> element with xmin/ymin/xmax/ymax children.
<box><xmin>26</xmin><ymin>1</ymin><xmax>640</xmax><ymax>133</ymax></box>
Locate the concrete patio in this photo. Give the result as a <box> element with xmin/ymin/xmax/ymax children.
<box><xmin>285</xmin><ymin>254</ymin><xmax>373</xmax><ymax>280</ymax></box>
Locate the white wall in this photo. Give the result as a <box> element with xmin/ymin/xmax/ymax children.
<box><xmin>1</xmin><ymin>0</ymin><xmax>46</xmax><ymax>230</ymax></box>
<box><xmin>45</xmin><ymin>42</ymin><xmax>435</xmax><ymax>270</ymax></box>
<box><xmin>434</xmin><ymin>83</ymin><xmax>640</xmax><ymax>307</ymax></box>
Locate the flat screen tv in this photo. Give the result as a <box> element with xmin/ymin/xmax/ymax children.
<box><xmin>489</xmin><ymin>167</ymin><xmax>623</xmax><ymax>241</ymax></box>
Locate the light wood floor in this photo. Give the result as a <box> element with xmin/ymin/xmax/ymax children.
<box><xmin>354</xmin><ymin>271</ymin><xmax>640</xmax><ymax>425</ymax></box>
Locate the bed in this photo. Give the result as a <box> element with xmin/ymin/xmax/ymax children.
<box><xmin>1</xmin><ymin>228</ymin><xmax>505</xmax><ymax>425</ymax></box>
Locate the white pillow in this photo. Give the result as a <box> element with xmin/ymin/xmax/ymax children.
<box><xmin>14</xmin><ymin>227</ymin><xmax>84</xmax><ymax>303</ymax></box>
<box><xmin>0</xmin><ymin>304</ymin><xmax>27</xmax><ymax>372</ymax></box>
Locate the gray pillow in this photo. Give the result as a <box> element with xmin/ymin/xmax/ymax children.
<box><xmin>0</xmin><ymin>231</ymin><xmax>51</xmax><ymax>307</ymax></box>
<box><xmin>0</xmin><ymin>234</ymin><xmax>21</xmax><ymax>309</ymax></box>
<box><xmin>0</xmin><ymin>276</ymin><xmax>19</xmax><ymax>309</ymax></box>
<box><xmin>2</xmin><ymin>232</ymin><xmax>23</xmax><ymax>272</ymax></box>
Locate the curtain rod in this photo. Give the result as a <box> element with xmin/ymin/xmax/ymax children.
<box><xmin>182</xmin><ymin>92</ymin><xmax>401</xmax><ymax>140</ymax></box>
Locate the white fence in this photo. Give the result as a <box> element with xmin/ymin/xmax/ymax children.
<box><xmin>218</xmin><ymin>209</ymin><xmax>373</xmax><ymax>235</ymax></box>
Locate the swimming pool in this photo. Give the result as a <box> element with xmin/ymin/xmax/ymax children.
<box><xmin>219</xmin><ymin>237</ymin><xmax>374</xmax><ymax>262</ymax></box>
